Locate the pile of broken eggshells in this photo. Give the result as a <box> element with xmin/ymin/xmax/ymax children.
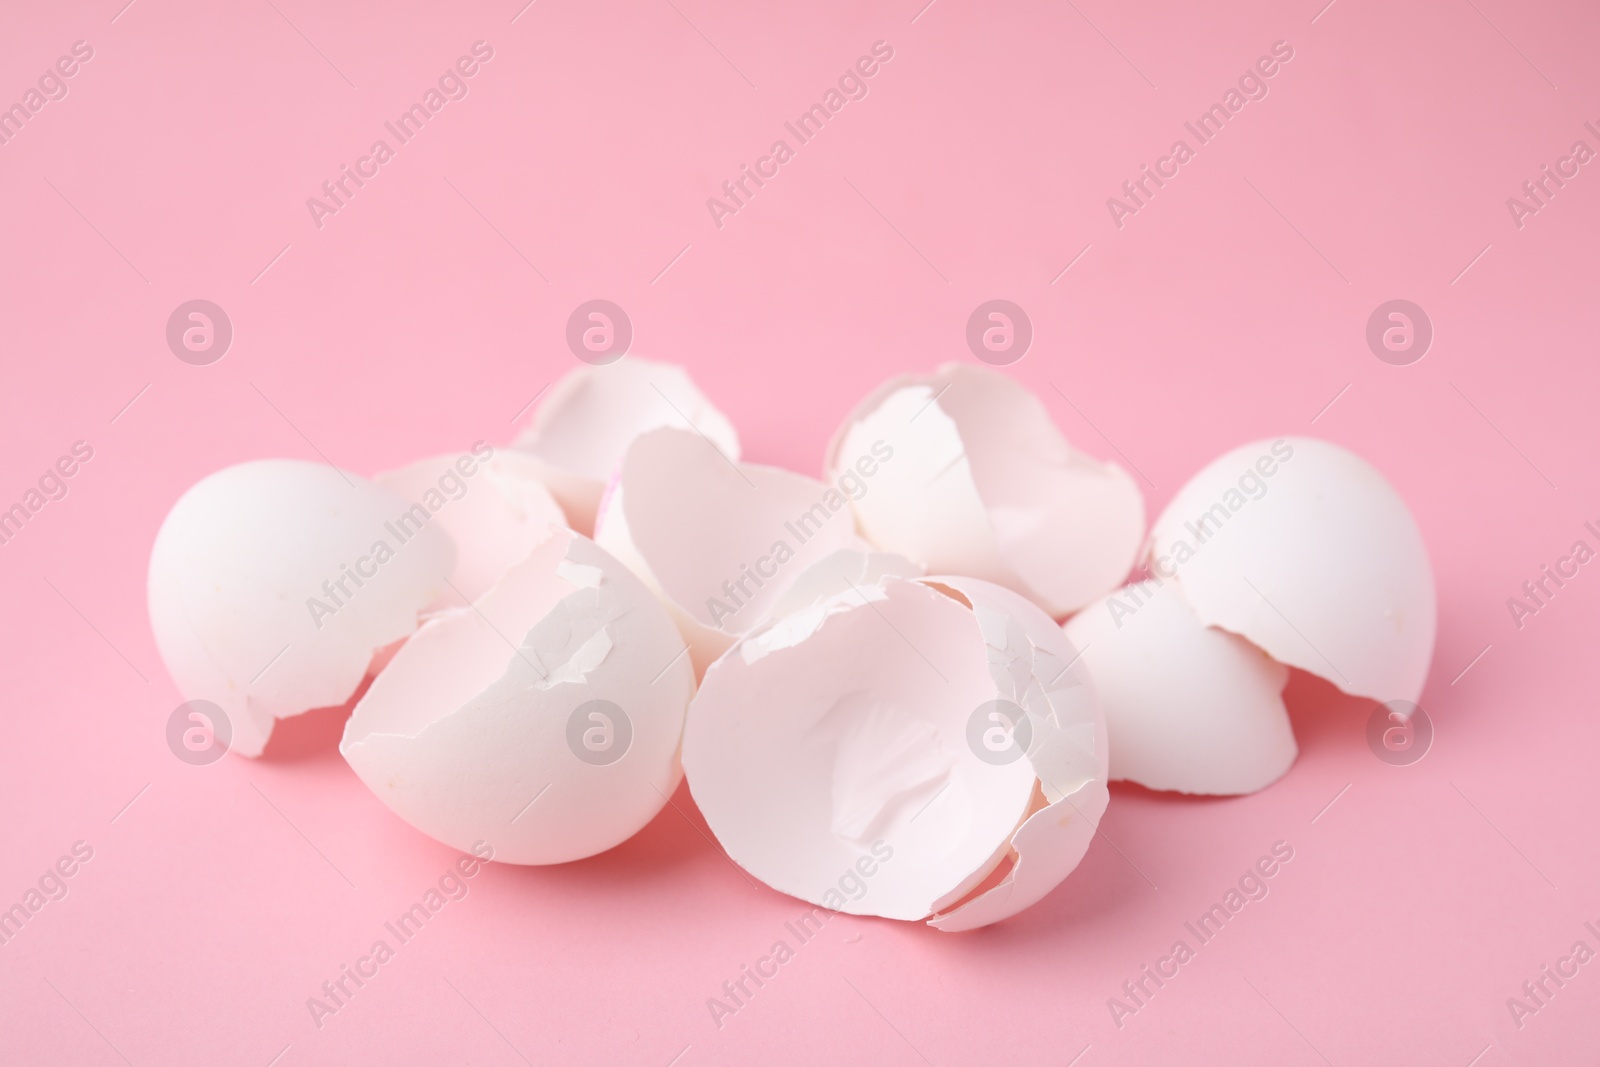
<box><xmin>147</xmin><ymin>358</ymin><xmax>1435</xmax><ymax>932</ymax></box>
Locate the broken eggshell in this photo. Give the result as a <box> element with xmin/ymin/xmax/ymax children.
<box><xmin>760</xmin><ymin>548</ymin><xmax>924</xmax><ymax>623</ymax></box>
<box><xmin>594</xmin><ymin>427</ymin><xmax>867</xmax><ymax>676</ymax></box>
<box><xmin>826</xmin><ymin>363</ymin><xmax>1145</xmax><ymax>618</ymax></box>
<box><xmin>147</xmin><ymin>459</ymin><xmax>455</xmax><ymax>758</ymax></box>
<box><xmin>1064</xmin><ymin>580</ymin><xmax>1295</xmax><ymax>795</ymax></box>
<box><xmin>340</xmin><ymin>528</ymin><xmax>695</xmax><ymax>865</ymax></box>
<box><xmin>1146</xmin><ymin>437</ymin><xmax>1436</xmax><ymax>705</ymax></box>
<box><xmin>512</xmin><ymin>357</ymin><xmax>739</xmax><ymax>535</ymax></box>
<box><xmin>683</xmin><ymin>571</ymin><xmax>1107</xmax><ymax>931</ymax></box>
<box><xmin>376</xmin><ymin>444</ymin><xmax>567</xmax><ymax>610</ymax></box>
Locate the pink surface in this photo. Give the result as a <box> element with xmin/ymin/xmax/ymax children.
<box><xmin>2</xmin><ymin>0</ymin><xmax>1598</xmax><ymax>1063</ymax></box>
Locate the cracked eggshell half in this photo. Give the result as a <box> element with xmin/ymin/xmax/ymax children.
<box><xmin>594</xmin><ymin>427</ymin><xmax>866</xmax><ymax>677</ymax></box>
<box><xmin>148</xmin><ymin>459</ymin><xmax>455</xmax><ymax>758</ymax></box>
<box><xmin>682</xmin><ymin>572</ymin><xmax>1106</xmax><ymax>931</ymax></box>
<box><xmin>1147</xmin><ymin>437</ymin><xmax>1436</xmax><ymax>705</ymax></box>
<box><xmin>921</xmin><ymin>574</ymin><xmax>1107</xmax><ymax>932</ymax></box>
<box><xmin>340</xmin><ymin>528</ymin><xmax>694</xmax><ymax>865</ymax></box>
<box><xmin>1064</xmin><ymin>580</ymin><xmax>1295</xmax><ymax>796</ymax></box>
<box><xmin>376</xmin><ymin>444</ymin><xmax>566</xmax><ymax>609</ymax></box>
<box><xmin>512</xmin><ymin>357</ymin><xmax>739</xmax><ymax>535</ymax></box>
<box><xmin>826</xmin><ymin>363</ymin><xmax>1145</xmax><ymax>618</ymax></box>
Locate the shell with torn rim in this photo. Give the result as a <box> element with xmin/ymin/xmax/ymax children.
<box><xmin>340</xmin><ymin>528</ymin><xmax>695</xmax><ymax>865</ymax></box>
<box><xmin>148</xmin><ymin>459</ymin><xmax>454</xmax><ymax>758</ymax></box>
<box><xmin>827</xmin><ymin>363</ymin><xmax>1145</xmax><ymax>618</ymax></box>
<box><xmin>595</xmin><ymin>426</ymin><xmax>867</xmax><ymax>677</ymax></box>
<box><xmin>1146</xmin><ymin>436</ymin><xmax>1436</xmax><ymax>705</ymax></box>
<box><xmin>1065</xmin><ymin>579</ymin><xmax>1296</xmax><ymax>796</ymax></box>
<box><xmin>512</xmin><ymin>356</ymin><xmax>739</xmax><ymax>535</ymax></box>
<box><xmin>684</xmin><ymin>570</ymin><xmax>1107</xmax><ymax>931</ymax></box>
<box><xmin>376</xmin><ymin>445</ymin><xmax>566</xmax><ymax>610</ymax></box>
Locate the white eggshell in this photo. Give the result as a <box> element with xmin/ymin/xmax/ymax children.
<box><xmin>512</xmin><ymin>357</ymin><xmax>739</xmax><ymax>535</ymax></box>
<box><xmin>920</xmin><ymin>575</ymin><xmax>1108</xmax><ymax>932</ymax></box>
<box><xmin>1147</xmin><ymin>437</ymin><xmax>1436</xmax><ymax>704</ymax></box>
<box><xmin>1064</xmin><ymin>580</ymin><xmax>1295</xmax><ymax>795</ymax></box>
<box><xmin>760</xmin><ymin>548</ymin><xmax>924</xmax><ymax>623</ymax></box>
<box><xmin>340</xmin><ymin>528</ymin><xmax>694</xmax><ymax>865</ymax></box>
<box><xmin>594</xmin><ymin>427</ymin><xmax>864</xmax><ymax>676</ymax></box>
<box><xmin>148</xmin><ymin>460</ymin><xmax>455</xmax><ymax>758</ymax></box>
<box><xmin>683</xmin><ymin>573</ymin><xmax>1107</xmax><ymax>930</ymax></box>
<box><xmin>376</xmin><ymin>447</ymin><xmax>566</xmax><ymax>609</ymax></box>
<box><xmin>827</xmin><ymin>363</ymin><xmax>1145</xmax><ymax>618</ymax></box>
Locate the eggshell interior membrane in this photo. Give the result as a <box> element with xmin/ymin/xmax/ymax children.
<box><xmin>684</xmin><ymin>574</ymin><xmax>1107</xmax><ymax>930</ymax></box>
<box><xmin>512</xmin><ymin>356</ymin><xmax>739</xmax><ymax>534</ymax></box>
<box><xmin>341</xmin><ymin>529</ymin><xmax>694</xmax><ymax>865</ymax></box>
<box><xmin>147</xmin><ymin>459</ymin><xmax>454</xmax><ymax>758</ymax></box>
<box><xmin>595</xmin><ymin>427</ymin><xmax>866</xmax><ymax>676</ymax></box>
<box><xmin>1147</xmin><ymin>437</ymin><xmax>1436</xmax><ymax>705</ymax></box>
<box><xmin>1064</xmin><ymin>580</ymin><xmax>1295</xmax><ymax>796</ymax></box>
<box><xmin>376</xmin><ymin>446</ymin><xmax>566</xmax><ymax>609</ymax></box>
<box><xmin>827</xmin><ymin>364</ymin><xmax>1145</xmax><ymax>618</ymax></box>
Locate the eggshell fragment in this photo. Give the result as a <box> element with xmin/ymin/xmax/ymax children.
<box><xmin>827</xmin><ymin>364</ymin><xmax>1145</xmax><ymax>618</ymax></box>
<box><xmin>148</xmin><ymin>460</ymin><xmax>455</xmax><ymax>758</ymax></box>
<box><xmin>683</xmin><ymin>572</ymin><xmax>1107</xmax><ymax>930</ymax></box>
<box><xmin>376</xmin><ymin>446</ymin><xmax>566</xmax><ymax>609</ymax></box>
<box><xmin>922</xmin><ymin>575</ymin><xmax>1108</xmax><ymax>932</ymax></box>
<box><xmin>513</xmin><ymin>357</ymin><xmax>739</xmax><ymax>534</ymax></box>
<box><xmin>595</xmin><ymin>427</ymin><xmax>865</xmax><ymax>676</ymax></box>
<box><xmin>1063</xmin><ymin>580</ymin><xmax>1295</xmax><ymax>795</ymax></box>
<box><xmin>1147</xmin><ymin>437</ymin><xmax>1436</xmax><ymax>704</ymax></box>
<box><xmin>340</xmin><ymin>528</ymin><xmax>694</xmax><ymax>865</ymax></box>
<box><xmin>761</xmin><ymin>548</ymin><xmax>923</xmax><ymax>623</ymax></box>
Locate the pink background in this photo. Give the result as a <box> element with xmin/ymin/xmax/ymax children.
<box><xmin>3</xmin><ymin>0</ymin><xmax>1598</xmax><ymax>1063</ymax></box>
